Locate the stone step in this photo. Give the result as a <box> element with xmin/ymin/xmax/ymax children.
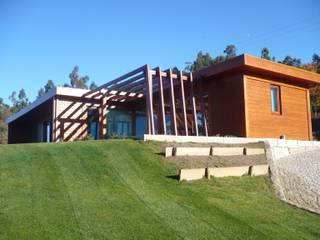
<box><xmin>166</xmin><ymin>146</ymin><xmax>265</xmax><ymax>157</ymax></box>
<box><xmin>179</xmin><ymin>165</ymin><xmax>269</xmax><ymax>181</ymax></box>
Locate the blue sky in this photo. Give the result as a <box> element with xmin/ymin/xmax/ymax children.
<box><xmin>0</xmin><ymin>0</ymin><xmax>319</xmax><ymax>103</ymax></box>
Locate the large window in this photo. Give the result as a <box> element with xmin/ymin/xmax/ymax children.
<box><xmin>270</xmin><ymin>85</ymin><xmax>281</xmax><ymax>114</ymax></box>
<box><xmin>107</xmin><ymin>109</ymin><xmax>132</xmax><ymax>137</ymax></box>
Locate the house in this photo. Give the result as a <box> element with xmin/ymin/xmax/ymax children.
<box><xmin>6</xmin><ymin>54</ymin><xmax>320</xmax><ymax>144</ymax></box>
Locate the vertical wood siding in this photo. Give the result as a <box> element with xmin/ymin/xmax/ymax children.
<box><xmin>245</xmin><ymin>76</ymin><xmax>311</xmax><ymax>140</ymax></box>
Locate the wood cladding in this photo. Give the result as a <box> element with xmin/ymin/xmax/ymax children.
<box><xmin>245</xmin><ymin>76</ymin><xmax>311</xmax><ymax>140</ymax></box>
<box><xmin>207</xmin><ymin>75</ymin><xmax>246</xmax><ymax>137</ymax></box>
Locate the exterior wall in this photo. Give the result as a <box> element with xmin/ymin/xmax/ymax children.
<box><xmin>244</xmin><ymin>75</ymin><xmax>311</xmax><ymax>140</ymax></box>
<box><xmin>207</xmin><ymin>75</ymin><xmax>246</xmax><ymax>137</ymax></box>
<box><xmin>53</xmin><ymin>97</ymin><xmax>96</xmax><ymax>142</ymax></box>
<box><xmin>8</xmin><ymin>99</ymin><xmax>53</xmax><ymax>144</ymax></box>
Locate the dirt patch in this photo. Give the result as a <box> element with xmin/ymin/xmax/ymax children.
<box><xmin>167</xmin><ymin>154</ymin><xmax>267</xmax><ymax>168</ymax></box>
<box><xmin>164</xmin><ymin>141</ymin><xmax>265</xmax><ymax>148</ymax></box>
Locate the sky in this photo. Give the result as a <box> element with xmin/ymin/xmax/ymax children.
<box><xmin>0</xmin><ymin>0</ymin><xmax>319</xmax><ymax>103</ymax></box>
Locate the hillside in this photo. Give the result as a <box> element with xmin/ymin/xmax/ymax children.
<box><xmin>0</xmin><ymin>140</ymin><xmax>319</xmax><ymax>240</ymax></box>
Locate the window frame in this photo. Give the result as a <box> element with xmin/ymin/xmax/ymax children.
<box><xmin>270</xmin><ymin>85</ymin><xmax>281</xmax><ymax>115</ymax></box>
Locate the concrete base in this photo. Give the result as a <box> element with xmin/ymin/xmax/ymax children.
<box><xmin>175</xmin><ymin>147</ymin><xmax>211</xmax><ymax>156</ymax></box>
<box><xmin>165</xmin><ymin>147</ymin><xmax>173</xmax><ymax>157</ymax></box>
<box><xmin>208</xmin><ymin>166</ymin><xmax>250</xmax><ymax>178</ymax></box>
<box><xmin>245</xmin><ymin>148</ymin><xmax>265</xmax><ymax>155</ymax></box>
<box><xmin>179</xmin><ymin>168</ymin><xmax>206</xmax><ymax>181</ymax></box>
<box><xmin>250</xmin><ymin>165</ymin><xmax>269</xmax><ymax>176</ymax></box>
<box><xmin>211</xmin><ymin>147</ymin><xmax>244</xmax><ymax>156</ymax></box>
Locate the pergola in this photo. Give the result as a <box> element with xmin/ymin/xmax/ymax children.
<box><xmin>81</xmin><ymin>65</ymin><xmax>208</xmax><ymax>137</ymax></box>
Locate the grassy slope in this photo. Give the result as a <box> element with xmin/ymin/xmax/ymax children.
<box><xmin>0</xmin><ymin>140</ymin><xmax>319</xmax><ymax>240</ymax></box>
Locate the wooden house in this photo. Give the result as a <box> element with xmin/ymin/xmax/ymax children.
<box><xmin>6</xmin><ymin>54</ymin><xmax>320</xmax><ymax>143</ymax></box>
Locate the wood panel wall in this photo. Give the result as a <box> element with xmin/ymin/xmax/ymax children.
<box><xmin>207</xmin><ymin>75</ymin><xmax>246</xmax><ymax>137</ymax></box>
<box><xmin>244</xmin><ymin>75</ymin><xmax>311</xmax><ymax>140</ymax></box>
<box><xmin>54</xmin><ymin>98</ymin><xmax>93</xmax><ymax>142</ymax></box>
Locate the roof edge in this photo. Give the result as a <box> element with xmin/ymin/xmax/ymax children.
<box><xmin>193</xmin><ymin>53</ymin><xmax>320</xmax><ymax>84</ymax></box>
<box><xmin>6</xmin><ymin>87</ymin><xmax>57</xmax><ymax>124</ymax></box>
<box><xmin>6</xmin><ymin>87</ymin><xmax>90</xmax><ymax>124</ymax></box>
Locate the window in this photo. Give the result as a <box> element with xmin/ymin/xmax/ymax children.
<box><xmin>107</xmin><ymin>109</ymin><xmax>132</xmax><ymax>137</ymax></box>
<box><xmin>270</xmin><ymin>85</ymin><xmax>281</xmax><ymax>113</ymax></box>
<box><xmin>88</xmin><ymin>109</ymin><xmax>99</xmax><ymax>140</ymax></box>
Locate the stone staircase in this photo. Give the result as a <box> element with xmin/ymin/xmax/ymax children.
<box><xmin>164</xmin><ymin>144</ymin><xmax>269</xmax><ymax>181</ymax></box>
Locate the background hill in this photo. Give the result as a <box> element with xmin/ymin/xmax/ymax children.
<box><xmin>0</xmin><ymin>140</ymin><xmax>319</xmax><ymax>239</ymax></box>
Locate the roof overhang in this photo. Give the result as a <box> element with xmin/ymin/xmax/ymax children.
<box><xmin>193</xmin><ymin>54</ymin><xmax>320</xmax><ymax>87</ymax></box>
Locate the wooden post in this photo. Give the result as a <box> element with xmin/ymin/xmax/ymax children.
<box><xmin>200</xmin><ymin>96</ymin><xmax>208</xmax><ymax>136</ymax></box>
<box><xmin>145</xmin><ymin>65</ymin><xmax>155</xmax><ymax>134</ymax></box>
<box><xmin>60</xmin><ymin>120</ymin><xmax>64</xmax><ymax>142</ymax></box>
<box><xmin>99</xmin><ymin>95</ymin><xmax>108</xmax><ymax>139</ymax></box>
<box><xmin>157</xmin><ymin>67</ymin><xmax>166</xmax><ymax>135</ymax></box>
<box><xmin>168</xmin><ymin>69</ymin><xmax>177</xmax><ymax>135</ymax></box>
<box><xmin>52</xmin><ymin>97</ymin><xmax>57</xmax><ymax>142</ymax></box>
<box><xmin>179</xmin><ymin>71</ymin><xmax>188</xmax><ymax>136</ymax></box>
<box><xmin>189</xmin><ymin>72</ymin><xmax>198</xmax><ymax>136</ymax></box>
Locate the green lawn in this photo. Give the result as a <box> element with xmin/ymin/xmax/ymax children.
<box><xmin>0</xmin><ymin>140</ymin><xmax>319</xmax><ymax>240</ymax></box>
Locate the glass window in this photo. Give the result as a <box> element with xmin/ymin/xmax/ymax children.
<box><xmin>136</xmin><ymin>111</ymin><xmax>146</xmax><ymax>137</ymax></box>
<box><xmin>42</xmin><ymin>121</ymin><xmax>52</xmax><ymax>142</ymax></box>
<box><xmin>107</xmin><ymin>109</ymin><xmax>132</xmax><ymax>137</ymax></box>
<box><xmin>88</xmin><ymin>109</ymin><xmax>99</xmax><ymax>139</ymax></box>
<box><xmin>271</xmin><ymin>86</ymin><xmax>280</xmax><ymax>113</ymax></box>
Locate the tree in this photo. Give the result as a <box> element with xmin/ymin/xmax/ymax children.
<box><xmin>38</xmin><ymin>80</ymin><xmax>56</xmax><ymax>98</ymax></box>
<box><xmin>89</xmin><ymin>81</ymin><xmax>98</xmax><ymax>90</ymax></box>
<box><xmin>261</xmin><ymin>48</ymin><xmax>271</xmax><ymax>60</ymax></box>
<box><xmin>312</xmin><ymin>54</ymin><xmax>320</xmax><ymax>73</ymax></box>
<box><xmin>44</xmin><ymin>80</ymin><xmax>55</xmax><ymax>92</ymax></box>
<box><xmin>223</xmin><ymin>45</ymin><xmax>237</xmax><ymax>59</ymax></box>
<box><xmin>38</xmin><ymin>88</ymin><xmax>45</xmax><ymax>98</ymax></box>
<box><xmin>0</xmin><ymin>97</ymin><xmax>11</xmax><ymax>144</ymax></box>
<box><xmin>281</xmin><ymin>56</ymin><xmax>301</xmax><ymax>67</ymax></box>
<box><xmin>9</xmin><ymin>89</ymin><xmax>30</xmax><ymax>113</ymax></box>
<box><xmin>69</xmin><ymin>66</ymin><xmax>90</xmax><ymax>89</ymax></box>
<box><xmin>186</xmin><ymin>51</ymin><xmax>214</xmax><ymax>72</ymax></box>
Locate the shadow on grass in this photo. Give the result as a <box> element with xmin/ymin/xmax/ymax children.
<box><xmin>166</xmin><ymin>175</ymin><xmax>180</xmax><ymax>181</ymax></box>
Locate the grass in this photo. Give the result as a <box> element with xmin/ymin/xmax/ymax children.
<box><xmin>0</xmin><ymin>139</ymin><xmax>319</xmax><ymax>240</ymax></box>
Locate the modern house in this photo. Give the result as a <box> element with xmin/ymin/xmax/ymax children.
<box><xmin>6</xmin><ymin>54</ymin><xmax>320</xmax><ymax>144</ymax></box>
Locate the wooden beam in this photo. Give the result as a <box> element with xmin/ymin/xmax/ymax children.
<box><xmin>168</xmin><ymin>69</ymin><xmax>177</xmax><ymax>135</ymax></box>
<box><xmin>56</xmin><ymin>95</ymin><xmax>101</xmax><ymax>105</ymax></box>
<box><xmin>99</xmin><ymin>96</ymin><xmax>108</xmax><ymax>139</ymax></box>
<box><xmin>83</xmin><ymin>64</ymin><xmax>147</xmax><ymax>97</ymax></box>
<box><xmin>189</xmin><ymin>72</ymin><xmax>198</xmax><ymax>136</ymax></box>
<box><xmin>157</xmin><ymin>67</ymin><xmax>166</xmax><ymax>135</ymax></box>
<box><xmin>200</xmin><ymin>96</ymin><xmax>208</xmax><ymax>136</ymax></box>
<box><xmin>109</xmin><ymin>73</ymin><xmax>145</xmax><ymax>91</ymax></box>
<box><xmin>179</xmin><ymin>71</ymin><xmax>188</xmax><ymax>136</ymax></box>
<box><xmin>145</xmin><ymin>65</ymin><xmax>155</xmax><ymax>134</ymax></box>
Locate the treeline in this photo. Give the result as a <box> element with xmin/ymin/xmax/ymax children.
<box><xmin>0</xmin><ymin>47</ymin><xmax>320</xmax><ymax>143</ymax></box>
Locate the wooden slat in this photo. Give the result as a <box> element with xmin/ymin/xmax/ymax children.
<box><xmin>189</xmin><ymin>72</ymin><xmax>198</xmax><ymax>136</ymax></box>
<box><xmin>83</xmin><ymin>65</ymin><xmax>147</xmax><ymax>97</ymax></box>
<box><xmin>109</xmin><ymin>73</ymin><xmax>145</xmax><ymax>91</ymax></box>
<box><xmin>120</xmin><ymin>79</ymin><xmax>145</xmax><ymax>92</ymax></box>
<box><xmin>145</xmin><ymin>66</ymin><xmax>155</xmax><ymax>134</ymax></box>
<box><xmin>168</xmin><ymin>69</ymin><xmax>177</xmax><ymax>135</ymax></box>
<box><xmin>99</xmin><ymin>96</ymin><xmax>108</xmax><ymax>138</ymax></box>
<box><xmin>157</xmin><ymin>67</ymin><xmax>166</xmax><ymax>135</ymax></box>
<box><xmin>200</xmin><ymin>96</ymin><xmax>208</xmax><ymax>136</ymax></box>
<box><xmin>179</xmin><ymin>71</ymin><xmax>188</xmax><ymax>136</ymax></box>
